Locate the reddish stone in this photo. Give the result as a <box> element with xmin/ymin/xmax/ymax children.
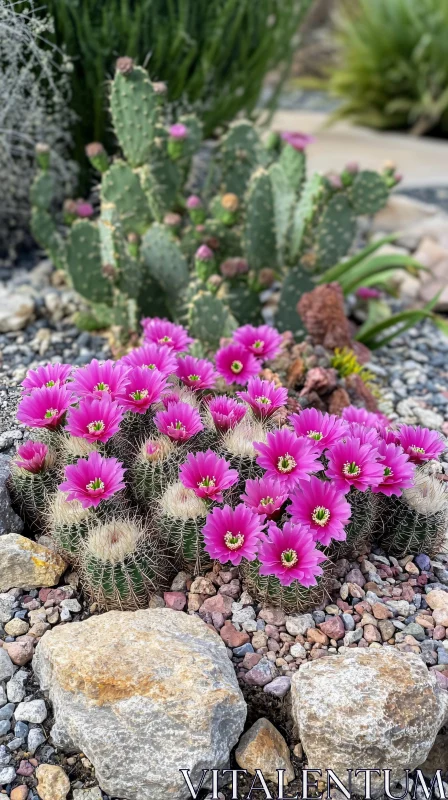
<box><xmin>16</xmin><ymin>760</ymin><xmax>34</xmax><ymax>777</ymax></box>
<box><xmin>363</xmin><ymin>583</ymin><xmax>384</xmax><ymax>595</ymax></box>
<box><xmin>3</xmin><ymin>637</ymin><xmax>34</xmax><ymax>665</ymax></box>
<box><xmin>319</xmin><ymin>616</ymin><xmax>345</xmax><ymax>640</ymax></box>
<box><xmin>242</xmin><ymin>652</ymin><xmax>262</xmax><ymax>670</ymax></box>
<box><xmin>401</xmin><ymin>584</ymin><xmax>415</xmax><ymax>602</ymax></box>
<box><xmin>200</xmin><ymin>593</ymin><xmax>233</xmax><ymax>618</ymax></box>
<box><xmin>371</xmin><ymin>602</ymin><xmax>392</xmax><ymax>621</ymax></box>
<box><xmin>258</xmin><ymin>607</ymin><xmax>286</xmax><ymax>626</ymax></box>
<box><xmin>265</xmin><ymin>625</ymin><xmax>280</xmax><ymax>641</ymax></box>
<box><xmin>163</xmin><ymin>592</ymin><xmax>186</xmax><ymax>611</ymax></box>
<box><xmin>417</xmin><ymin>574</ymin><xmax>428</xmax><ymax>586</ymax></box>
<box><xmin>363</xmin><ymin>624</ymin><xmax>382</xmax><ymax>643</ymax></box>
<box><xmin>220</xmin><ymin>621</ymin><xmax>250</xmax><ymax>648</ymax></box>
<box><xmin>433</xmin><ymin>625</ymin><xmax>446</xmax><ymax>640</ymax></box>
<box><xmin>336</xmin><ymin>599</ymin><xmax>351</xmax><ymax>612</ymax></box>
<box><xmin>354</xmin><ymin>601</ymin><xmax>371</xmax><ymax>615</ymax></box>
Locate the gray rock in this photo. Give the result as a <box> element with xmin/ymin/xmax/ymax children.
<box><xmin>263</xmin><ymin>677</ymin><xmax>291</xmax><ymax>698</ymax></box>
<box><xmin>33</xmin><ymin>608</ymin><xmax>247</xmax><ymax>800</ymax></box>
<box><xmin>60</xmin><ymin>598</ymin><xmax>81</xmax><ymax>613</ymax></box>
<box><xmin>0</xmin><ymin>593</ymin><xmax>15</xmax><ymax>624</ymax></box>
<box><xmin>6</xmin><ymin>669</ymin><xmax>28</xmax><ymax>702</ymax></box>
<box><xmin>15</xmin><ymin>698</ymin><xmax>47</xmax><ymax>723</ymax></box>
<box><xmin>285</xmin><ymin>613</ymin><xmax>315</xmax><ymax>636</ymax></box>
<box><xmin>0</xmin><ymin>686</ymin><xmax>6</xmax><ymax>707</ymax></box>
<box><xmin>0</xmin><ymin>648</ymin><xmax>14</xmax><ymax>681</ymax></box>
<box><xmin>0</xmin><ymin>746</ymin><xmax>10</xmax><ymax>766</ymax></box>
<box><xmin>0</xmin><ymin>454</ymin><xmax>24</xmax><ymax>535</ymax></box>
<box><xmin>291</xmin><ymin>648</ymin><xmax>448</xmax><ymax>797</ymax></box>
<box><xmin>73</xmin><ymin>789</ymin><xmax>103</xmax><ymax>800</ymax></box>
<box><xmin>0</xmin><ymin>703</ymin><xmax>14</xmax><ymax>720</ymax></box>
<box><xmin>0</xmin><ymin>765</ymin><xmax>16</xmax><ymax>785</ymax></box>
<box><xmin>27</xmin><ymin>727</ymin><xmax>46</xmax><ymax>755</ymax></box>
<box><xmin>0</xmin><ymin>720</ymin><xmax>10</xmax><ymax>736</ymax></box>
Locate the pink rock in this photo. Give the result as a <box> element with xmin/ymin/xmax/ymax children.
<box><xmin>433</xmin><ymin>625</ymin><xmax>446</xmax><ymax>640</ymax></box>
<box><xmin>244</xmin><ymin>657</ymin><xmax>275</xmax><ymax>686</ymax></box>
<box><xmin>211</xmin><ymin>612</ymin><xmax>225</xmax><ymax>630</ymax></box>
<box><xmin>242</xmin><ymin>652</ymin><xmax>262</xmax><ymax>670</ymax></box>
<box><xmin>163</xmin><ymin>592</ymin><xmax>186</xmax><ymax>611</ymax></box>
<box><xmin>218</xmin><ymin>580</ymin><xmax>241</xmax><ymax>599</ymax></box>
<box><xmin>3</xmin><ymin>637</ymin><xmax>34</xmax><ymax>665</ymax></box>
<box><xmin>319</xmin><ymin>616</ymin><xmax>345</xmax><ymax>640</ymax></box>
<box><xmin>363</xmin><ymin>624</ymin><xmax>382</xmax><ymax>643</ymax></box>
<box><xmin>265</xmin><ymin>625</ymin><xmax>280</xmax><ymax>640</ymax></box>
<box><xmin>258</xmin><ymin>607</ymin><xmax>286</xmax><ymax>626</ymax></box>
<box><xmin>401</xmin><ymin>584</ymin><xmax>415</xmax><ymax>602</ymax></box>
<box><xmin>200</xmin><ymin>594</ymin><xmax>233</xmax><ymax>618</ymax></box>
<box><xmin>220</xmin><ymin>621</ymin><xmax>250</xmax><ymax>648</ymax></box>
<box><xmin>16</xmin><ymin>760</ymin><xmax>34</xmax><ymax>777</ymax></box>
<box><xmin>345</xmin><ymin>568</ymin><xmax>365</xmax><ymax>587</ymax></box>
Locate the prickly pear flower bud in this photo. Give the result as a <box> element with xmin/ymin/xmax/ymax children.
<box><xmin>163</xmin><ymin>212</ymin><xmax>182</xmax><ymax>229</ymax></box>
<box><xmin>152</xmin><ymin>81</ymin><xmax>167</xmax><ymax>95</ymax></box>
<box><xmin>326</xmin><ymin>173</ymin><xmax>343</xmax><ymax>190</ymax></box>
<box><xmin>281</xmin><ymin>131</ymin><xmax>315</xmax><ymax>151</ymax></box>
<box><xmin>186</xmin><ymin>195</ymin><xmax>202</xmax><ymax>210</ymax></box>
<box><xmin>35</xmin><ymin>142</ymin><xmax>50</xmax><ymax>156</ymax></box>
<box><xmin>63</xmin><ymin>199</ymin><xmax>78</xmax><ymax>224</ymax></box>
<box><xmin>76</xmin><ymin>201</ymin><xmax>94</xmax><ymax>219</ymax></box>
<box><xmin>221</xmin><ymin>193</ymin><xmax>239</xmax><ymax>213</ymax></box>
<box><xmin>196</xmin><ymin>244</ymin><xmax>214</xmax><ymax>261</ymax></box>
<box><xmin>127</xmin><ymin>232</ymin><xmax>140</xmax><ymax>245</ymax></box>
<box><xmin>35</xmin><ymin>142</ymin><xmax>50</xmax><ymax>170</ymax></box>
<box><xmin>345</xmin><ymin>161</ymin><xmax>359</xmax><ymax>174</ymax></box>
<box><xmin>219</xmin><ymin>258</ymin><xmax>239</xmax><ymax>279</ymax></box>
<box><xmin>85</xmin><ymin>142</ymin><xmax>109</xmax><ymax>173</ymax></box>
<box><xmin>207</xmin><ymin>274</ymin><xmax>222</xmax><ymax>292</ymax></box>
<box><xmin>169</xmin><ymin>123</ymin><xmax>188</xmax><ymax>140</ymax></box>
<box><xmin>195</xmin><ymin>244</ymin><xmax>216</xmax><ymax>282</ymax></box>
<box><xmin>258</xmin><ymin>268</ymin><xmax>275</xmax><ymax>288</ymax></box>
<box><xmin>102</xmin><ymin>263</ymin><xmax>117</xmax><ymax>281</ymax></box>
<box><xmin>116</xmin><ymin>56</ymin><xmax>134</xmax><ymax>75</ymax></box>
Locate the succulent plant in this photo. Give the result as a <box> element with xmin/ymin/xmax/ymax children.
<box><xmin>30</xmin><ymin>59</ymin><xmax>396</xmax><ymax>347</ymax></box>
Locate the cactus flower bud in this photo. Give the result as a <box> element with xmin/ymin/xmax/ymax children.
<box><xmin>116</xmin><ymin>56</ymin><xmax>134</xmax><ymax>75</ymax></box>
<box><xmin>168</xmin><ymin>123</ymin><xmax>188</xmax><ymax>160</ymax></box>
<box><xmin>152</xmin><ymin>81</ymin><xmax>167</xmax><ymax>95</ymax></box>
<box><xmin>207</xmin><ymin>274</ymin><xmax>222</xmax><ymax>292</ymax></box>
<box><xmin>35</xmin><ymin>142</ymin><xmax>50</xmax><ymax>171</ymax></box>
<box><xmin>345</xmin><ymin>161</ymin><xmax>359</xmax><ymax>175</ymax></box>
<box><xmin>102</xmin><ymin>263</ymin><xmax>117</xmax><ymax>281</ymax></box>
<box><xmin>219</xmin><ymin>258</ymin><xmax>249</xmax><ymax>279</ymax></box>
<box><xmin>85</xmin><ymin>142</ymin><xmax>109</xmax><ymax>174</ymax></box>
<box><xmin>195</xmin><ymin>244</ymin><xmax>216</xmax><ymax>282</ymax></box>
<box><xmin>326</xmin><ymin>173</ymin><xmax>343</xmax><ymax>191</ymax></box>
<box><xmin>221</xmin><ymin>193</ymin><xmax>239</xmax><ymax>213</ymax></box>
<box><xmin>187</xmin><ymin>195</ymin><xmax>205</xmax><ymax>224</ymax></box>
<box><xmin>163</xmin><ymin>212</ymin><xmax>182</xmax><ymax>229</ymax></box>
<box><xmin>259</xmin><ymin>268</ymin><xmax>276</xmax><ymax>288</ymax></box>
<box><xmin>63</xmin><ymin>199</ymin><xmax>78</xmax><ymax>225</ymax></box>
<box><xmin>76</xmin><ymin>201</ymin><xmax>94</xmax><ymax>219</ymax></box>
<box><xmin>127</xmin><ymin>232</ymin><xmax>140</xmax><ymax>258</ymax></box>
<box><xmin>281</xmin><ymin>131</ymin><xmax>315</xmax><ymax>151</ymax></box>
<box><xmin>195</xmin><ymin>224</ymin><xmax>206</xmax><ymax>233</ymax></box>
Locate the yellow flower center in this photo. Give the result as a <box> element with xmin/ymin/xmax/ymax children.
<box><xmin>224</xmin><ymin>532</ymin><xmax>244</xmax><ymax>550</ymax></box>
<box><xmin>94</xmin><ymin>382</ymin><xmax>110</xmax><ymax>392</ymax></box>
<box><xmin>312</xmin><ymin>505</ymin><xmax>330</xmax><ymax>526</ymax></box>
<box><xmin>86</xmin><ymin>477</ymin><xmax>104</xmax><ymax>492</ymax></box>
<box><xmin>131</xmin><ymin>389</ymin><xmax>149</xmax><ymax>401</ymax></box>
<box><xmin>281</xmin><ymin>548</ymin><xmax>298</xmax><ymax>568</ymax></box>
<box><xmin>231</xmin><ymin>360</ymin><xmax>243</xmax><ymax>374</ymax></box>
<box><xmin>307</xmin><ymin>430</ymin><xmax>323</xmax><ymax>441</ymax></box>
<box><xmin>44</xmin><ymin>408</ymin><xmax>59</xmax><ymax>419</ymax></box>
<box><xmin>342</xmin><ymin>461</ymin><xmax>361</xmax><ymax>477</ymax></box>
<box><xmin>87</xmin><ymin>420</ymin><xmax>105</xmax><ymax>434</ymax></box>
<box><xmin>277</xmin><ymin>453</ymin><xmax>296</xmax><ymax>473</ymax></box>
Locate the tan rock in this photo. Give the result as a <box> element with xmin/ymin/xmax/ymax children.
<box><xmin>33</xmin><ymin>608</ymin><xmax>246</xmax><ymax>800</ymax></box>
<box><xmin>0</xmin><ymin>534</ymin><xmax>66</xmax><ymax>591</ymax></box>
<box><xmin>433</xmin><ymin>607</ymin><xmax>448</xmax><ymax>627</ymax></box>
<box><xmin>371</xmin><ymin>602</ymin><xmax>392</xmax><ymax>621</ymax></box>
<box><xmin>36</xmin><ymin>764</ymin><xmax>70</xmax><ymax>800</ymax></box>
<box><xmin>291</xmin><ymin>648</ymin><xmax>448</xmax><ymax>797</ymax></box>
<box><xmin>235</xmin><ymin>718</ymin><xmax>294</xmax><ymax>785</ymax></box>
<box><xmin>426</xmin><ymin>590</ymin><xmax>448</xmax><ymax>611</ymax></box>
<box><xmin>189</xmin><ymin>577</ymin><xmax>216</xmax><ymax>596</ymax></box>
<box><xmin>10</xmin><ymin>787</ymin><xmax>29</xmax><ymax>800</ymax></box>
<box><xmin>4</xmin><ymin>618</ymin><xmax>29</xmax><ymax>637</ymax></box>
<box><xmin>307</xmin><ymin>628</ymin><xmax>329</xmax><ymax>645</ymax></box>
<box><xmin>0</xmin><ymin>289</ymin><xmax>35</xmax><ymax>333</ymax></box>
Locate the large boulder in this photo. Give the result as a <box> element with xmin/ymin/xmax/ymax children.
<box><xmin>291</xmin><ymin>649</ymin><xmax>448</xmax><ymax>796</ymax></box>
<box><xmin>0</xmin><ymin>533</ymin><xmax>66</xmax><ymax>591</ymax></box>
<box><xmin>33</xmin><ymin>608</ymin><xmax>247</xmax><ymax>800</ymax></box>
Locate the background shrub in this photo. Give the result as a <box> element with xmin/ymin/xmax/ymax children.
<box><xmin>0</xmin><ymin>0</ymin><xmax>76</xmax><ymax>257</ymax></box>
<box><xmin>328</xmin><ymin>0</ymin><xmax>448</xmax><ymax>136</ymax></box>
<box><xmin>29</xmin><ymin>0</ymin><xmax>313</xmax><ymax>168</ymax></box>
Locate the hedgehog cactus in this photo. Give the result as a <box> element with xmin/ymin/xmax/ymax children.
<box><xmin>12</xmin><ymin>318</ymin><xmax>445</xmax><ymax>612</ymax></box>
<box><xmin>29</xmin><ymin>57</ymin><xmax>398</xmax><ymax>346</ymax></box>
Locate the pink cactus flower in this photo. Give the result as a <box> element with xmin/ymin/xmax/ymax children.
<box><xmin>76</xmin><ymin>201</ymin><xmax>94</xmax><ymax>218</ymax></box>
<box><xmin>119</xmin><ymin>367</ymin><xmax>168</xmax><ymax>414</ymax></box>
<box><xmin>345</xmin><ymin>421</ymin><xmax>381</xmax><ymax>451</ymax></box>
<box><xmin>257</xmin><ymin>520</ymin><xmax>326</xmax><ymax>587</ymax></box>
<box><xmin>215</xmin><ymin>342</ymin><xmax>260</xmax><ymax>385</ymax></box>
<box><xmin>65</xmin><ymin>396</ymin><xmax>124</xmax><ymax>443</ymax></box>
<box><xmin>141</xmin><ymin>317</ymin><xmax>193</xmax><ymax>353</ymax></box>
<box><xmin>356</xmin><ymin>287</ymin><xmax>381</xmax><ymax>300</ymax></box>
<box><xmin>176</xmin><ymin>355</ymin><xmax>218</xmax><ymax>391</ymax></box>
<box><xmin>289</xmin><ymin>408</ymin><xmax>348</xmax><ymax>454</ymax></box>
<box><xmin>14</xmin><ymin>441</ymin><xmax>48</xmax><ymax>473</ymax></box>
<box><xmin>371</xmin><ymin>440</ymin><xmax>415</xmax><ymax>496</ymax></box>
<box><xmin>207</xmin><ymin>395</ymin><xmax>247</xmax><ymax>432</ymax></box>
<box><xmin>70</xmin><ymin>359</ymin><xmax>130</xmax><ymax>401</ymax></box>
<box><xmin>281</xmin><ymin>131</ymin><xmax>315</xmax><ymax>152</ymax></box>
<box><xmin>169</xmin><ymin>123</ymin><xmax>188</xmax><ymax>140</ymax></box>
<box><xmin>341</xmin><ymin>405</ymin><xmax>390</xmax><ymax>430</ymax></box>
<box><xmin>397</xmin><ymin>424</ymin><xmax>446</xmax><ymax>464</ymax></box>
<box><xmin>237</xmin><ymin>377</ymin><xmax>287</xmax><ymax>420</ymax></box>
<box><xmin>195</xmin><ymin>244</ymin><xmax>214</xmax><ymax>261</ymax></box>
<box><xmin>233</xmin><ymin>324</ymin><xmax>283</xmax><ymax>361</ymax></box>
<box><xmin>59</xmin><ymin>451</ymin><xmax>126</xmax><ymax>508</ymax></box>
<box><xmin>17</xmin><ymin>385</ymin><xmax>74</xmax><ymax>430</ymax></box>
<box><xmin>289</xmin><ymin>476</ymin><xmax>351</xmax><ymax>546</ymax></box>
<box><xmin>326</xmin><ymin>437</ymin><xmax>385</xmax><ymax>493</ymax></box>
<box><xmin>154</xmin><ymin>401</ymin><xmax>204</xmax><ymax>442</ymax></box>
<box><xmin>202</xmin><ymin>503</ymin><xmax>264</xmax><ymax>566</ymax></box>
<box><xmin>186</xmin><ymin>195</ymin><xmax>202</xmax><ymax>209</ymax></box>
<box><xmin>121</xmin><ymin>342</ymin><xmax>178</xmax><ymax>377</ymax></box>
<box><xmin>379</xmin><ymin>427</ymin><xmax>401</xmax><ymax>446</ymax></box>
<box><xmin>254</xmin><ymin>428</ymin><xmax>321</xmax><ymax>491</ymax></box>
<box><xmin>21</xmin><ymin>363</ymin><xmax>73</xmax><ymax>393</ymax></box>
<box><xmin>240</xmin><ymin>476</ymin><xmax>288</xmax><ymax>519</ymax></box>
<box><xmin>179</xmin><ymin>450</ymin><xmax>238</xmax><ymax>502</ymax></box>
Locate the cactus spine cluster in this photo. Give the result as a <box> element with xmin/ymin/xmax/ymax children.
<box><xmin>30</xmin><ymin>58</ymin><xmax>395</xmax><ymax>346</ymax></box>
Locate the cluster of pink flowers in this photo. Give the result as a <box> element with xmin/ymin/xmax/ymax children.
<box><xmin>14</xmin><ymin>316</ymin><xmax>447</xmax><ymax>589</ymax></box>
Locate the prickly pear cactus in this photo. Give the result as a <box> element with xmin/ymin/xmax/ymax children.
<box><xmin>67</xmin><ymin>221</ymin><xmax>113</xmax><ymax>306</ymax></box>
<box><xmin>110</xmin><ymin>61</ymin><xmax>159</xmax><ymax>168</ymax></box>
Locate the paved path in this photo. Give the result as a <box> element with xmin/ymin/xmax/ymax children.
<box><xmin>270</xmin><ymin>110</ymin><xmax>448</xmax><ymax>189</ymax></box>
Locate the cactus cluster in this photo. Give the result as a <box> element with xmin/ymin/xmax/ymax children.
<box><xmin>30</xmin><ymin>58</ymin><xmax>398</xmax><ymax>347</ymax></box>
<box><xmin>11</xmin><ymin>319</ymin><xmax>447</xmax><ymax>612</ymax></box>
